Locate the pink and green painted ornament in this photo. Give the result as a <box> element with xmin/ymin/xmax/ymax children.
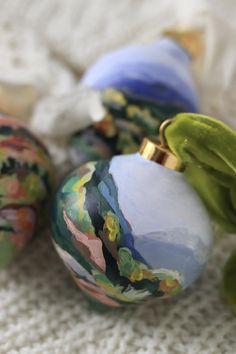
<box><xmin>51</xmin><ymin>113</ymin><xmax>236</xmax><ymax>308</ymax></box>
<box><xmin>0</xmin><ymin>114</ymin><xmax>54</xmax><ymax>267</ymax></box>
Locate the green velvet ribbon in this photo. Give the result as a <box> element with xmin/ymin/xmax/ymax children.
<box><xmin>165</xmin><ymin>113</ymin><xmax>236</xmax><ymax>314</ymax></box>
<box><xmin>221</xmin><ymin>250</ymin><xmax>236</xmax><ymax>315</ymax></box>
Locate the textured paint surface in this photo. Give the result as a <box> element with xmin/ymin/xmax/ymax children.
<box><xmin>82</xmin><ymin>38</ymin><xmax>198</xmax><ymax>112</ymax></box>
<box><xmin>0</xmin><ymin>114</ymin><xmax>54</xmax><ymax>267</ymax></box>
<box><xmin>70</xmin><ymin>38</ymin><xmax>199</xmax><ymax>165</ymax></box>
<box><xmin>51</xmin><ymin>153</ymin><xmax>212</xmax><ymax>307</ymax></box>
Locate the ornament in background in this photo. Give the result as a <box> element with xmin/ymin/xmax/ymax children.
<box><xmin>51</xmin><ymin>118</ymin><xmax>213</xmax><ymax>308</ymax></box>
<box><xmin>70</xmin><ymin>37</ymin><xmax>199</xmax><ymax>165</ymax></box>
<box><xmin>0</xmin><ymin>114</ymin><xmax>54</xmax><ymax>267</ymax></box>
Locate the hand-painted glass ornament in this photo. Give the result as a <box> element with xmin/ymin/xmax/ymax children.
<box><xmin>52</xmin><ymin>121</ymin><xmax>213</xmax><ymax>308</ymax></box>
<box><xmin>70</xmin><ymin>37</ymin><xmax>199</xmax><ymax>166</ymax></box>
<box><xmin>0</xmin><ymin>114</ymin><xmax>54</xmax><ymax>267</ymax></box>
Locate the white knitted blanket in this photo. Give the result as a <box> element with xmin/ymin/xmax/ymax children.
<box><xmin>0</xmin><ymin>1</ymin><xmax>236</xmax><ymax>353</ymax></box>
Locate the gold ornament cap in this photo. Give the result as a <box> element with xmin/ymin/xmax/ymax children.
<box><xmin>139</xmin><ymin>120</ymin><xmax>184</xmax><ymax>172</ymax></box>
<box><xmin>164</xmin><ymin>28</ymin><xmax>203</xmax><ymax>58</ymax></box>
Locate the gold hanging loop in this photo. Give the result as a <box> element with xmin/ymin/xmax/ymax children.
<box><xmin>159</xmin><ymin>119</ymin><xmax>173</xmax><ymax>148</ymax></box>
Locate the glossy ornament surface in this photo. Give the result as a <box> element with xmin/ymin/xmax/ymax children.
<box><xmin>70</xmin><ymin>38</ymin><xmax>199</xmax><ymax>165</ymax></box>
<box><xmin>51</xmin><ymin>152</ymin><xmax>213</xmax><ymax>307</ymax></box>
<box><xmin>0</xmin><ymin>114</ymin><xmax>54</xmax><ymax>267</ymax></box>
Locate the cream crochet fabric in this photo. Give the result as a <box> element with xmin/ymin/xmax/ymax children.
<box><xmin>0</xmin><ymin>1</ymin><xmax>236</xmax><ymax>353</ymax></box>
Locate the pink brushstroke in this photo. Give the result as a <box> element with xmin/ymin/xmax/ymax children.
<box><xmin>63</xmin><ymin>211</ymin><xmax>106</xmax><ymax>272</ymax></box>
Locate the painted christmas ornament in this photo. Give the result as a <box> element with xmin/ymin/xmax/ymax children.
<box><xmin>70</xmin><ymin>37</ymin><xmax>199</xmax><ymax>165</ymax></box>
<box><xmin>52</xmin><ymin>132</ymin><xmax>213</xmax><ymax>307</ymax></box>
<box><xmin>0</xmin><ymin>114</ymin><xmax>54</xmax><ymax>267</ymax></box>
